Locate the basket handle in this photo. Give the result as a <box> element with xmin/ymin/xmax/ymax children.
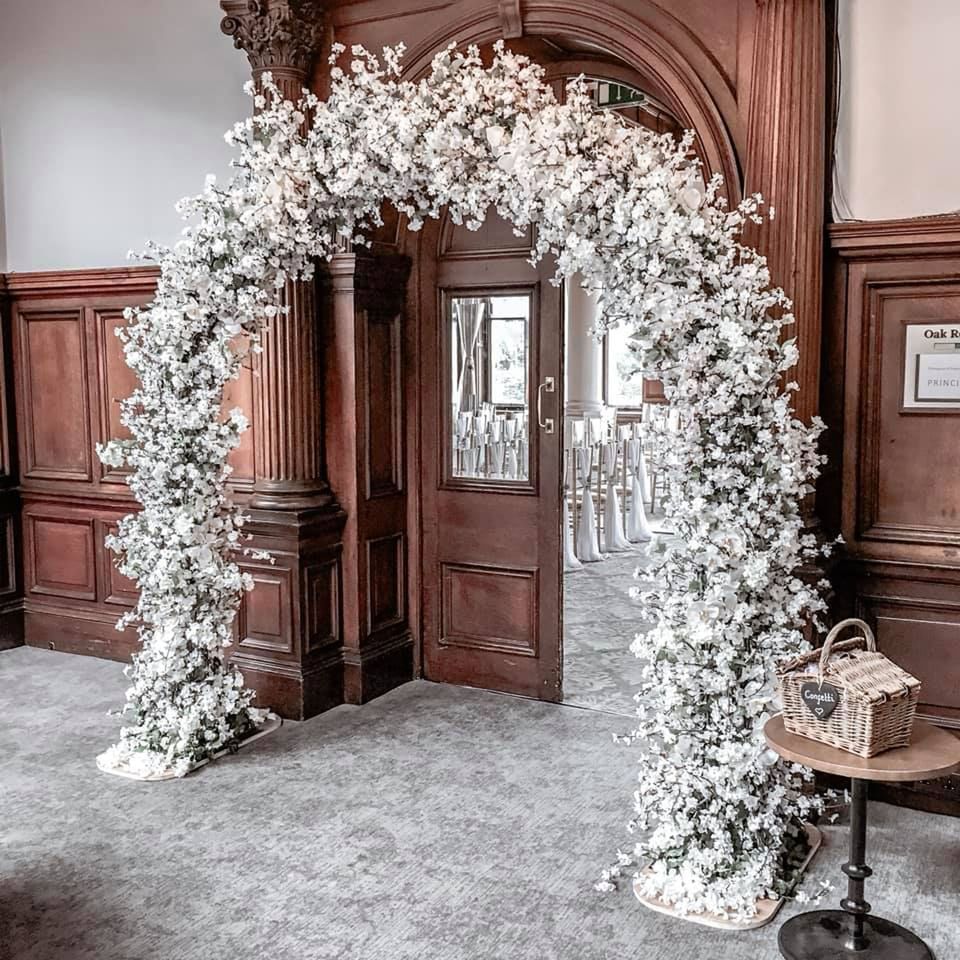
<box><xmin>818</xmin><ymin>617</ymin><xmax>876</xmax><ymax>681</ymax></box>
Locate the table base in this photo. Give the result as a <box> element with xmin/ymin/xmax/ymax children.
<box><xmin>778</xmin><ymin>910</ymin><xmax>933</xmax><ymax>960</ymax></box>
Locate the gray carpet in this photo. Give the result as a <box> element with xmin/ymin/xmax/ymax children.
<box><xmin>563</xmin><ymin>549</ymin><xmax>652</xmax><ymax>716</ymax></box>
<box><xmin>2</xmin><ymin>646</ymin><xmax>959</xmax><ymax>960</ymax></box>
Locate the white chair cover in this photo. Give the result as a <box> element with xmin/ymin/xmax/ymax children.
<box><xmin>563</xmin><ymin>452</ymin><xmax>582</xmax><ymax>572</ymax></box>
<box><xmin>626</xmin><ymin>438</ymin><xmax>654</xmax><ymax>542</ymax></box>
<box><xmin>602</xmin><ymin>441</ymin><xmax>631</xmax><ymax>552</ymax></box>
<box><xmin>563</xmin><ymin>499</ymin><xmax>582</xmax><ymax>572</ymax></box>
<box><xmin>490</xmin><ymin>441</ymin><xmax>506</xmax><ymax>478</ymax></box>
<box><xmin>636</xmin><ymin>435</ymin><xmax>652</xmax><ymax>502</ymax></box>
<box><xmin>576</xmin><ymin>446</ymin><xmax>604</xmax><ymax>562</ymax></box>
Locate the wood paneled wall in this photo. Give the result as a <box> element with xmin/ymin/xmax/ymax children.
<box><xmin>1</xmin><ymin>264</ymin><xmax>407</xmax><ymax>721</ymax></box>
<box><xmin>824</xmin><ymin>217</ymin><xmax>960</xmax><ymax>812</ymax></box>
<box><xmin>4</xmin><ymin>268</ymin><xmax>256</xmax><ymax>661</ymax></box>
<box><xmin>324</xmin><ymin>253</ymin><xmax>413</xmax><ymax>704</ymax></box>
<box><xmin>8</xmin><ymin>268</ymin><xmax>154</xmax><ymax>658</ymax></box>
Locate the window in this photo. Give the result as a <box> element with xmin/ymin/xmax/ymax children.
<box><xmin>487</xmin><ymin>295</ymin><xmax>529</xmax><ymax>407</ymax></box>
<box><xmin>604</xmin><ymin>322</ymin><xmax>644</xmax><ymax>408</ymax></box>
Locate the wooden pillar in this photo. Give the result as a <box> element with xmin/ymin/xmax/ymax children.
<box><xmin>220</xmin><ymin>0</ymin><xmax>346</xmax><ymax>719</ymax></box>
<box><xmin>324</xmin><ymin>253</ymin><xmax>413</xmax><ymax>704</ymax></box>
<box><xmin>250</xmin><ymin>278</ymin><xmax>329</xmax><ymax>510</ymax></box>
<box><xmin>744</xmin><ymin>0</ymin><xmax>829</xmax><ymax>608</ymax></box>
<box><xmin>744</xmin><ymin>0</ymin><xmax>826</xmax><ymax>430</ymax></box>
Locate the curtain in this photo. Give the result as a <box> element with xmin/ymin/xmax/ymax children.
<box><xmin>455</xmin><ymin>298</ymin><xmax>486</xmax><ymax>413</ymax></box>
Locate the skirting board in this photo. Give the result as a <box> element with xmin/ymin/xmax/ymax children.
<box><xmin>633</xmin><ymin>822</ymin><xmax>823</xmax><ymax>931</ymax></box>
<box><xmin>96</xmin><ymin>713</ymin><xmax>282</xmax><ymax>781</ymax></box>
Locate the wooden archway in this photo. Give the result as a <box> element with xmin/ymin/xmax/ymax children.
<box><xmin>402</xmin><ymin>0</ymin><xmax>743</xmax><ymax>200</ymax></box>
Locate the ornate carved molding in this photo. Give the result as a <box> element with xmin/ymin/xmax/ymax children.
<box><xmin>220</xmin><ymin>0</ymin><xmax>326</xmax><ymax>77</ymax></box>
<box><xmin>829</xmin><ymin>215</ymin><xmax>960</xmax><ymax>258</ymax></box>
<box><xmin>498</xmin><ymin>0</ymin><xmax>523</xmax><ymax>39</ymax></box>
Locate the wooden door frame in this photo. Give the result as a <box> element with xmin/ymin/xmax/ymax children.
<box><xmin>400</xmin><ymin>215</ymin><xmax>565</xmax><ymax>693</ymax></box>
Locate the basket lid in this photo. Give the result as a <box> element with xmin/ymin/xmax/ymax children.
<box><xmin>825</xmin><ymin>650</ymin><xmax>921</xmax><ymax>704</ymax></box>
<box><xmin>779</xmin><ymin>618</ymin><xmax>922</xmax><ymax>704</ymax></box>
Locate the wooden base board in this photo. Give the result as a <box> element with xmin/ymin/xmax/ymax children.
<box><xmin>96</xmin><ymin>713</ymin><xmax>282</xmax><ymax>781</ymax></box>
<box><xmin>632</xmin><ymin>823</ymin><xmax>823</xmax><ymax>931</ymax></box>
<box><xmin>25</xmin><ymin>608</ymin><xmax>137</xmax><ymax>662</ymax></box>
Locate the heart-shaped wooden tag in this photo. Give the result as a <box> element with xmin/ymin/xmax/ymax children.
<box><xmin>800</xmin><ymin>681</ymin><xmax>841</xmax><ymax>721</ymax></box>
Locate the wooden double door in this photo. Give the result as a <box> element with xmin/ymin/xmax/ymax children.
<box><xmin>419</xmin><ymin>219</ymin><xmax>564</xmax><ymax>700</ymax></box>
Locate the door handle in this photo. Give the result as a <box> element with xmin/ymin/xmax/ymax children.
<box><xmin>537</xmin><ymin>376</ymin><xmax>556</xmax><ymax>434</ymax></box>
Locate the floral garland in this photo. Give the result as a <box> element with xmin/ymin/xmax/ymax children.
<box><xmin>98</xmin><ymin>41</ymin><xmax>825</xmax><ymax>914</ymax></box>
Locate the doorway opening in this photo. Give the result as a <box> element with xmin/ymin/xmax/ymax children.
<box><xmin>413</xmin><ymin>63</ymin><xmax>698</xmax><ymax>714</ymax></box>
<box><xmin>559</xmin><ymin>285</ymin><xmax>674</xmax><ymax>717</ymax></box>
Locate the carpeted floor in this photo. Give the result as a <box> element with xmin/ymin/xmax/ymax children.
<box><xmin>562</xmin><ymin>549</ymin><xmax>652</xmax><ymax>716</ymax></box>
<box><xmin>562</xmin><ymin>514</ymin><xmax>672</xmax><ymax>717</ymax></box>
<box><xmin>2</xmin><ymin>646</ymin><xmax>959</xmax><ymax>960</ymax></box>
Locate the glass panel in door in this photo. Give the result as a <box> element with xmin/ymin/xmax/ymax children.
<box><xmin>449</xmin><ymin>293</ymin><xmax>530</xmax><ymax>483</ymax></box>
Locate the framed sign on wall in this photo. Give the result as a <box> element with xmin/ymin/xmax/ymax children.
<box><xmin>901</xmin><ymin>322</ymin><xmax>960</xmax><ymax>411</ymax></box>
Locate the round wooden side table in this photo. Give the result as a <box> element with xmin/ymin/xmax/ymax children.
<box><xmin>764</xmin><ymin>715</ymin><xmax>960</xmax><ymax>960</ymax></box>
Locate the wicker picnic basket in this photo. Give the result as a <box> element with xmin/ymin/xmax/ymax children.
<box><xmin>777</xmin><ymin>618</ymin><xmax>921</xmax><ymax>758</ymax></box>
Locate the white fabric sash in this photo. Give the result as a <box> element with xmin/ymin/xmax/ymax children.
<box><xmin>602</xmin><ymin>442</ymin><xmax>631</xmax><ymax>552</ymax></box>
<box><xmin>576</xmin><ymin>446</ymin><xmax>604</xmax><ymax>562</ymax></box>
<box><xmin>626</xmin><ymin>438</ymin><xmax>653</xmax><ymax>542</ymax></box>
<box><xmin>562</xmin><ymin>452</ymin><xmax>582</xmax><ymax>572</ymax></box>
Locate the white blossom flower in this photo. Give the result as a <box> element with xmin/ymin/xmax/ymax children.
<box><xmin>95</xmin><ymin>42</ymin><xmax>826</xmax><ymax>915</ymax></box>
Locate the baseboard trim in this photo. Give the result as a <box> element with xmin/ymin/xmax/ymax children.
<box><xmin>343</xmin><ymin>630</ymin><xmax>414</xmax><ymax>705</ymax></box>
<box><xmin>231</xmin><ymin>649</ymin><xmax>345</xmax><ymax>721</ymax></box>
<box><xmin>24</xmin><ymin>608</ymin><xmax>135</xmax><ymax>662</ymax></box>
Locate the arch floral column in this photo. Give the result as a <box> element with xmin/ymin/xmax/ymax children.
<box><xmin>95</xmin><ymin>42</ymin><xmax>827</xmax><ymax>916</ymax></box>
<box><xmin>220</xmin><ymin>0</ymin><xmax>348</xmax><ymax>719</ymax></box>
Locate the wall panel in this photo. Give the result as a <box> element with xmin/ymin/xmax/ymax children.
<box><xmin>16</xmin><ymin>310</ymin><xmax>92</xmax><ymax>482</ymax></box>
<box><xmin>0</xmin><ymin>278</ymin><xmax>22</xmax><ymax>648</ymax></box>
<box><xmin>826</xmin><ymin>217</ymin><xmax>960</xmax><ymax>812</ymax></box>
<box><xmin>4</xmin><ymin>267</ymin><xmax>258</xmax><ymax>660</ymax></box>
<box><xmin>26</xmin><ymin>514</ymin><xmax>97</xmax><ymax>601</ymax></box>
<box><xmin>325</xmin><ymin>253</ymin><xmax>412</xmax><ymax>705</ymax></box>
<box><xmin>95</xmin><ymin>307</ymin><xmax>137</xmax><ymax>483</ymax></box>
<box><xmin>97</xmin><ymin>520</ymin><xmax>138</xmax><ymax>607</ymax></box>
<box><xmin>828</xmin><ymin>220</ymin><xmax>960</xmax><ymax>719</ymax></box>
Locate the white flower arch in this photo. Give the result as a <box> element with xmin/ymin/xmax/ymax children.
<box><xmin>98</xmin><ymin>42</ymin><xmax>826</xmax><ymax>916</ymax></box>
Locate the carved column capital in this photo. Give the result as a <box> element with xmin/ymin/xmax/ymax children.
<box><xmin>220</xmin><ymin>0</ymin><xmax>325</xmax><ymax>79</ymax></box>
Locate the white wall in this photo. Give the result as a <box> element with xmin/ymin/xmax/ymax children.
<box><xmin>3</xmin><ymin>0</ymin><xmax>957</xmax><ymax>259</ymax></box>
<box><xmin>0</xmin><ymin>0</ymin><xmax>252</xmax><ymax>272</ymax></box>
<box><xmin>835</xmin><ymin>0</ymin><xmax>960</xmax><ymax>221</ymax></box>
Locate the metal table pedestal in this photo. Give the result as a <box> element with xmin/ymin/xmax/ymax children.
<box><xmin>778</xmin><ymin>779</ymin><xmax>933</xmax><ymax>960</ymax></box>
